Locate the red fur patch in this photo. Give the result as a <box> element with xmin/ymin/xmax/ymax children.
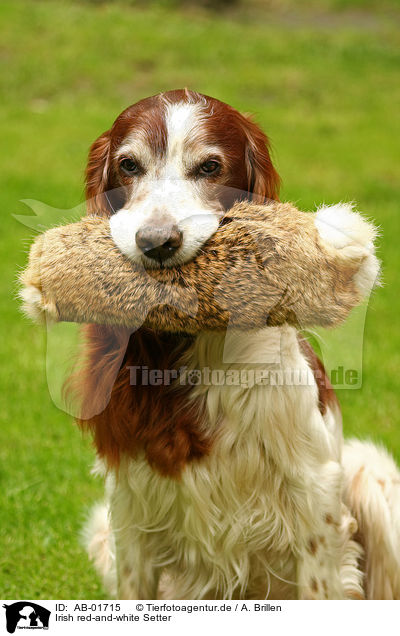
<box><xmin>298</xmin><ymin>336</ymin><xmax>340</xmax><ymax>416</ymax></box>
<box><xmin>69</xmin><ymin>325</ymin><xmax>211</xmax><ymax>478</ymax></box>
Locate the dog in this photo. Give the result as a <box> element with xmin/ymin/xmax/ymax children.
<box><xmin>71</xmin><ymin>89</ymin><xmax>400</xmax><ymax>599</ymax></box>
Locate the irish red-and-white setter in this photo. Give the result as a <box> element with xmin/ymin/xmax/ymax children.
<box><xmin>68</xmin><ymin>89</ymin><xmax>400</xmax><ymax>599</ymax></box>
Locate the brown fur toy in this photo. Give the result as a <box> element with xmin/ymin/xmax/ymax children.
<box><xmin>20</xmin><ymin>200</ymin><xmax>379</xmax><ymax>332</ymax></box>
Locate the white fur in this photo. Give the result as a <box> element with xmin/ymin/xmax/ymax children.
<box><xmin>109</xmin><ymin>102</ymin><xmax>222</xmax><ymax>268</ymax></box>
<box><xmin>82</xmin><ymin>501</ymin><xmax>117</xmax><ymax>597</ymax></box>
<box><xmin>85</xmin><ymin>326</ymin><xmax>366</xmax><ymax>599</ymax></box>
<box><xmin>19</xmin><ymin>284</ymin><xmax>57</xmax><ymax>326</ymax></box>
<box><xmin>342</xmin><ymin>440</ymin><xmax>400</xmax><ymax>599</ymax></box>
<box><xmin>315</xmin><ymin>202</ymin><xmax>380</xmax><ymax>297</ymax></box>
<box><xmin>19</xmin><ymin>284</ymin><xmax>45</xmax><ymax>322</ymax></box>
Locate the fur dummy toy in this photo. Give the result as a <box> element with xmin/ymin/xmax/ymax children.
<box><xmin>20</xmin><ymin>199</ymin><xmax>400</xmax><ymax>601</ymax></box>
<box><xmin>20</xmin><ymin>200</ymin><xmax>379</xmax><ymax>331</ymax></box>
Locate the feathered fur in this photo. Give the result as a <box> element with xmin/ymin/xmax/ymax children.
<box><xmin>20</xmin><ymin>90</ymin><xmax>400</xmax><ymax>598</ymax></box>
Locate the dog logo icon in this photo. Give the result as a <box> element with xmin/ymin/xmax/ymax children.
<box><xmin>2</xmin><ymin>602</ymin><xmax>50</xmax><ymax>633</ymax></box>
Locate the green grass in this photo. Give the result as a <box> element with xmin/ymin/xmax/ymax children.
<box><xmin>1</xmin><ymin>0</ymin><xmax>399</xmax><ymax>599</ymax></box>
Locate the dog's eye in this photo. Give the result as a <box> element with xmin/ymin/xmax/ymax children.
<box><xmin>119</xmin><ymin>157</ymin><xmax>140</xmax><ymax>176</ymax></box>
<box><xmin>199</xmin><ymin>160</ymin><xmax>220</xmax><ymax>175</ymax></box>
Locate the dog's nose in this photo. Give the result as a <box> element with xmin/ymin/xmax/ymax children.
<box><xmin>135</xmin><ymin>223</ymin><xmax>183</xmax><ymax>262</ymax></box>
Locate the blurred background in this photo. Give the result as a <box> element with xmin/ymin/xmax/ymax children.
<box><xmin>1</xmin><ymin>0</ymin><xmax>399</xmax><ymax>598</ymax></box>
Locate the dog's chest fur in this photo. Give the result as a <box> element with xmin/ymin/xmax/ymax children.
<box><xmin>108</xmin><ymin>326</ymin><xmax>343</xmax><ymax>599</ymax></box>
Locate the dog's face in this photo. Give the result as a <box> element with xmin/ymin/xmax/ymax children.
<box><xmin>86</xmin><ymin>89</ymin><xmax>280</xmax><ymax>268</ymax></box>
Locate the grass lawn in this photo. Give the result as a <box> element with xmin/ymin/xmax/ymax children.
<box><xmin>0</xmin><ymin>0</ymin><xmax>399</xmax><ymax>599</ymax></box>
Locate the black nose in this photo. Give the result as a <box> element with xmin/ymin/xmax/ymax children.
<box><xmin>135</xmin><ymin>223</ymin><xmax>183</xmax><ymax>262</ymax></box>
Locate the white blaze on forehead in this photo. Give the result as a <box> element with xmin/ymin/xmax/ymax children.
<box><xmin>165</xmin><ymin>102</ymin><xmax>204</xmax><ymax>161</ymax></box>
<box><xmin>109</xmin><ymin>100</ymin><xmax>220</xmax><ymax>268</ymax></box>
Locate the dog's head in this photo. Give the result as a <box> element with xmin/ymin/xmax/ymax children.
<box><xmin>86</xmin><ymin>89</ymin><xmax>280</xmax><ymax>268</ymax></box>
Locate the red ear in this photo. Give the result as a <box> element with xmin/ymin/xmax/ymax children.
<box><xmin>85</xmin><ymin>130</ymin><xmax>113</xmax><ymax>215</ymax></box>
<box><xmin>242</xmin><ymin>114</ymin><xmax>281</xmax><ymax>202</ymax></box>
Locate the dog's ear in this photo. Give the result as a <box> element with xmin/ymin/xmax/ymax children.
<box><xmin>241</xmin><ymin>114</ymin><xmax>281</xmax><ymax>202</ymax></box>
<box><xmin>85</xmin><ymin>130</ymin><xmax>115</xmax><ymax>216</ymax></box>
